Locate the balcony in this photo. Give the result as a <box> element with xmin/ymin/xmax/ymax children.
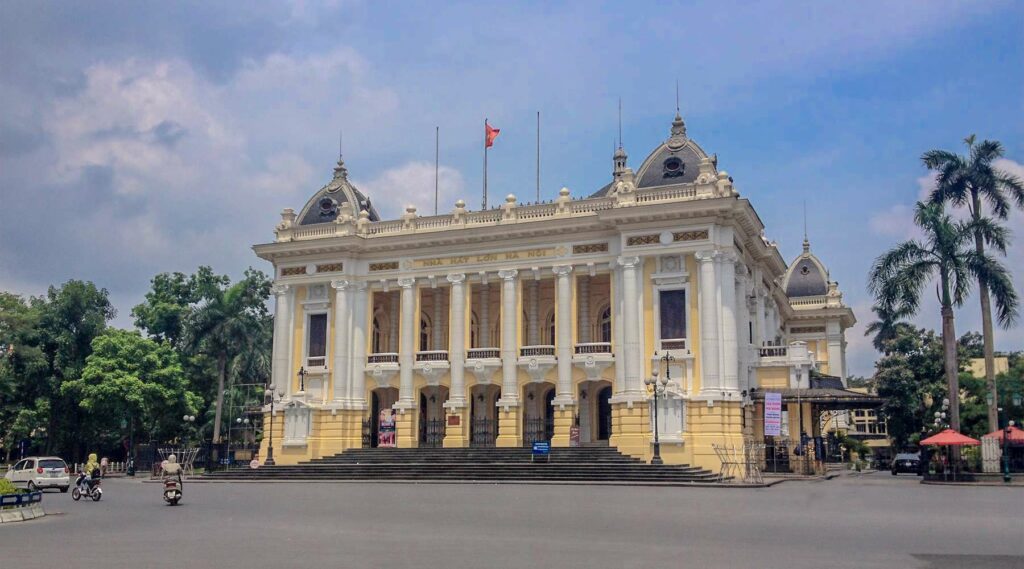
<box><xmin>467</xmin><ymin>348</ymin><xmax>500</xmax><ymax>359</ymax></box>
<box><xmin>305</xmin><ymin>356</ymin><xmax>327</xmax><ymax>368</ymax></box>
<box><xmin>758</xmin><ymin>345</ymin><xmax>788</xmax><ymax>359</ymax></box>
<box><xmin>518</xmin><ymin>345</ymin><xmax>557</xmax><ymax>382</ymax></box>
<box><xmin>365</xmin><ymin>353</ymin><xmax>399</xmax><ymax>389</ymax></box>
<box><xmin>466</xmin><ymin>347</ymin><xmax>501</xmax><ymax>385</ymax></box>
<box><xmin>574</xmin><ymin>342</ymin><xmax>612</xmax><ymax>355</ymax></box>
<box><xmin>367</xmin><ymin>353</ymin><xmax>399</xmax><ymax>364</ymax></box>
<box><xmin>415</xmin><ymin>350</ymin><xmax>449</xmax><ymax>363</ymax></box>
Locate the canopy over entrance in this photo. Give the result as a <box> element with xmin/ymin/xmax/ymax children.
<box><xmin>920</xmin><ymin>429</ymin><xmax>980</xmax><ymax>446</ymax></box>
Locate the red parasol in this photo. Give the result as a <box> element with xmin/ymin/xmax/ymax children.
<box><xmin>920</xmin><ymin>428</ymin><xmax>980</xmax><ymax>446</ymax></box>
<box><xmin>982</xmin><ymin>425</ymin><xmax>1024</xmax><ymax>443</ymax></box>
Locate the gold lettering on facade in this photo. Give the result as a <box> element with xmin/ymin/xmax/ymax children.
<box><xmin>411</xmin><ymin>248</ymin><xmax>560</xmax><ymax>269</ymax></box>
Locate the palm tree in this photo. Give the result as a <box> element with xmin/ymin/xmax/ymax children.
<box><xmin>925</xmin><ymin>136</ymin><xmax>1023</xmax><ymax>432</ymax></box>
<box><xmin>864</xmin><ymin>304</ymin><xmax>910</xmax><ymax>354</ymax></box>
<box><xmin>869</xmin><ymin>202</ymin><xmax>1016</xmax><ymax>433</ymax></box>
<box><xmin>186</xmin><ymin>277</ymin><xmax>269</xmax><ymax>443</ymax></box>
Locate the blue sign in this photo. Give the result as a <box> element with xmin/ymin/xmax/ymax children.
<box><xmin>532</xmin><ymin>441</ymin><xmax>550</xmax><ymax>455</ymax></box>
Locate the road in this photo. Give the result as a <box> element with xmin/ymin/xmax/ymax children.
<box><xmin>1</xmin><ymin>472</ymin><xmax>1021</xmax><ymax>569</ymax></box>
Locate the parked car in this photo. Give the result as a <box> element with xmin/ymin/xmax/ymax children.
<box><xmin>891</xmin><ymin>452</ymin><xmax>921</xmax><ymax>476</ymax></box>
<box><xmin>3</xmin><ymin>456</ymin><xmax>71</xmax><ymax>492</ymax></box>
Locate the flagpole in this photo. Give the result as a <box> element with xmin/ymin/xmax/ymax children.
<box><xmin>483</xmin><ymin>119</ymin><xmax>488</xmax><ymax>210</ymax></box>
<box><xmin>434</xmin><ymin>126</ymin><xmax>439</xmax><ymax>216</ymax></box>
<box><xmin>536</xmin><ymin>111</ymin><xmax>540</xmax><ymax>203</ymax></box>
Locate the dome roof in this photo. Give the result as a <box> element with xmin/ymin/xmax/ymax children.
<box><xmin>783</xmin><ymin>240</ymin><xmax>829</xmax><ymax>298</ymax></box>
<box><xmin>296</xmin><ymin>157</ymin><xmax>381</xmax><ymax>225</ymax></box>
<box><xmin>589</xmin><ymin>112</ymin><xmax>714</xmax><ymax>198</ymax></box>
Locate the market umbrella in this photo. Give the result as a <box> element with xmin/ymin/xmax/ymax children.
<box><xmin>920</xmin><ymin>429</ymin><xmax>980</xmax><ymax>446</ymax></box>
<box><xmin>982</xmin><ymin>425</ymin><xmax>1024</xmax><ymax>444</ymax></box>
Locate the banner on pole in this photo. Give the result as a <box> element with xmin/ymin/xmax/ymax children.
<box><xmin>378</xmin><ymin>410</ymin><xmax>396</xmax><ymax>448</ymax></box>
<box><xmin>764</xmin><ymin>392</ymin><xmax>783</xmax><ymax>437</ymax></box>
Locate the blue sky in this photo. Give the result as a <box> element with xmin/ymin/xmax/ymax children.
<box><xmin>1</xmin><ymin>1</ymin><xmax>1022</xmax><ymax>376</ymax></box>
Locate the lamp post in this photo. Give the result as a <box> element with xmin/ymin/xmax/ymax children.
<box><xmin>646</xmin><ymin>352</ymin><xmax>672</xmax><ymax>466</ymax></box>
<box><xmin>264</xmin><ymin>385</ymin><xmax>282</xmax><ymax>466</ymax></box>
<box><xmin>297</xmin><ymin>367</ymin><xmax>307</xmax><ymax>394</ymax></box>
<box><xmin>182</xmin><ymin>414</ymin><xmax>195</xmax><ymax>448</ymax></box>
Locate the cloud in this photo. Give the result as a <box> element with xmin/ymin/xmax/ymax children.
<box><xmin>356</xmin><ymin>161</ymin><xmax>466</xmax><ymax>220</ymax></box>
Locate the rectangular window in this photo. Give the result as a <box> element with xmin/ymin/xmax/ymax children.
<box><xmin>659</xmin><ymin>289</ymin><xmax>687</xmax><ymax>340</ymax></box>
<box><xmin>748</xmin><ymin>321</ymin><xmax>754</xmax><ymax>345</ymax></box>
<box><xmin>307</xmin><ymin>313</ymin><xmax>327</xmax><ymax>366</ymax></box>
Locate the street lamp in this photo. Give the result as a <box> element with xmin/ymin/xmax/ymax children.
<box><xmin>646</xmin><ymin>352</ymin><xmax>673</xmax><ymax>466</ymax></box>
<box><xmin>264</xmin><ymin>385</ymin><xmax>283</xmax><ymax>466</ymax></box>
<box><xmin>297</xmin><ymin>367</ymin><xmax>307</xmax><ymax>394</ymax></box>
<box><xmin>236</xmin><ymin>417</ymin><xmax>251</xmax><ymax>452</ymax></box>
<box><xmin>182</xmin><ymin>414</ymin><xmax>195</xmax><ymax>447</ymax></box>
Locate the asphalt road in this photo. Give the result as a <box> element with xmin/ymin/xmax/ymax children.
<box><xmin>1</xmin><ymin>472</ymin><xmax>1021</xmax><ymax>569</ymax></box>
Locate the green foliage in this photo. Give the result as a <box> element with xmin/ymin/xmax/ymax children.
<box><xmin>0</xmin><ymin>478</ymin><xmax>19</xmax><ymax>495</ymax></box>
<box><xmin>63</xmin><ymin>329</ymin><xmax>200</xmax><ymax>444</ymax></box>
<box><xmin>872</xmin><ymin>326</ymin><xmax>947</xmax><ymax>449</ymax></box>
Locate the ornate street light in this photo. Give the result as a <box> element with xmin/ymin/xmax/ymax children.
<box><xmin>297</xmin><ymin>367</ymin><xmax>307</xmax><ymax>394</ymax></box>
<box><xmin>264</xmin><ymin>385</ymin><xmax>283</xmax><ymax>466</ymax></box>
<box><xmin>182</xmin><ymin>414</ymin><xmax>195</xmax><ymax>447</ymax></box>
<box><xmin>646</xmin><ymin>352</ymin><xmax>672</xmax><ymax>466</ymax></box>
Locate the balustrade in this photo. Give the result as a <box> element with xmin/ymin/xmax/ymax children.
<box><xmin>367</xmin><ymin>353</ymin><xmax>399</xmax><ymax>364</ymax></box>
<box><xmin>520</xmin><ymin>345</ymin><xmax>555</xmax><ymax>357</ymax></box>
<box><xmin>415</xmin><ymin>350</ymin><xmax>449</xmax><ymax>362</ymax></box>
<box><xmin>467</xmin><ymin>348</ymin><xmax>501</xmax><ymax>359</ymax></box>
<box><xmin>574</xmin><ymin>342</ymin><xmax>612</xmax><ymax>355</ymax></box>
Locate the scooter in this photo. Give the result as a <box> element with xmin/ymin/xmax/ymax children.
<box><xmin>72</xmin><ymin>473</ymin><xmax>103</xmax><ymax>502</ymax></box>
<box><xmin>163</xmin><ymin>476</ymin><xmax>182</xmax><ymax>506</ymax></box>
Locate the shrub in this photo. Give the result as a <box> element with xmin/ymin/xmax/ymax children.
<box><xmin>0</xmin><ymin>478</ymin><xmax>20</xmax><ymax>495</ymax></box>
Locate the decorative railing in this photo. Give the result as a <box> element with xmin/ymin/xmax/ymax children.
<box><xmin>415</xmin><ymin>350</ymin><xmax>449</xmax><ymax>362</ymax></box>
<box><xmin>467</xmin><ymin>348</ymin><xmax>501</xmax><ymax>359</ymax></box>
<box><xmin>280</xmin><ymin>181</ymin><xmax>724</xmax><ymax>243</ymax></box>
<box><xmin>759</xmin><ymin>345</ymin><xmax>788</xmax><ymax>358</ymax></box>
<box><xmin>367</xmin><ymin>353</ymin><xmax>399</xmax><ymax>364</ymax></box>
<box><xmin>520</xmin><ymin>345</ymin><xmax>555</xmax><ymax>357</ymax></box>
<box><xmin>790</xmin><ymin>295</ymin><xmax>827</xmax><ymax>308</ymax></box>
<box><xmin>574</xmin><ymin>342</ymin><xmax>612</xmax><ymax>355</ymax></box>
<box><xmin>305</xmin><ymin>357</ymin><xmax>326</xmax><ymax>368</ymax></box>
<box><xmin>659</xmin><ymin>338</ymin><xmax>688</xmax><ymax>351</ymax></box>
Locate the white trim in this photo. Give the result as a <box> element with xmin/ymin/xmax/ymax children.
<box><xmin>303</xmin><ymin>309</ymin><xmax>330</xmax><ymax>371</ymax></box>
<box><xmin>652</xmin><ymin>279</ymin><xmax>692</xmax><ymax>355</ymax></box>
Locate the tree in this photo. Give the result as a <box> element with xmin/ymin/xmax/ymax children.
<box><xmin>184</xmin><ymin>269</ymin><xmax>271</xmax><ymax>443</ymax></box>
<box><xmin>132</xmin><ymin>267</ymin><xmax>229</xmax><ymax>349</ymax></box>
<box><xmin>925</xmin><ymin>136</ymin><xmax>1023</xmax><ymax>432</ymax></box>
<box><xmin>869</xmin><ymin>203</ymin><xmax>1014</xmax><ymax>432</ymax></box>
<box><xmin>0</xmin><ymin>293</ymin><xmax>48</xmax><ymax>460</ymax></box>
<box><xmin>872</xmin><ymin>326</ymin><xmax>947</xmax><ymax>449</ymax></box>
<box><xmin>864</xmin><ymin>303</ymin><xmax>911</xmax><ymax>354</ymax></box>
<box><xmin>62</xmin><ymin>329</ymin><xmax>200</xmax><ymax>447</ymax></box>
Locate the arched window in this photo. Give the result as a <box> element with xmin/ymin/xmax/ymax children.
<box><xmin>598</xmin><ymin>305</ymin><xmax>612</xmax><ymax>343</ymax></box>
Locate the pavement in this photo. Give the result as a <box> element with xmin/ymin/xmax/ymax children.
<box><xmin>0</xmin><ymin>471</ymin><xmax>1021</xmax><ymax>569</ymax></box>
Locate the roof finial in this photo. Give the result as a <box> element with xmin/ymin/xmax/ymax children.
<box><xmin>802</xmin><ymin>200</ymin><xmax>810</xmax><ymax>253</ymax></box>
<box><xmin>669</xmin><ymin>84</ymin><xmax>686</xmax><ymax>142</ymax></box>
<box><xmin>333</xmin><ymin>128</ymin><xmax>348</xmax><ymax>180</ymax></box>
<box><xmin>675</xmin><ymin>79</ymin><xmax>680</xmax><ymax>115</ymax></box>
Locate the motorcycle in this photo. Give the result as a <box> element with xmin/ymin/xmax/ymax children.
<box><xmin>163</xmin><ymin>475</ymin><xmax>182</xmax><ymax>506</ymax></box>
<box><xmin>72</xmin><ymin>473</ymin><xmax>103</xmax><ymax>502</ymax></box>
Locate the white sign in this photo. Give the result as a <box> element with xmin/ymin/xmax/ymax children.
<box><xmin>764</xmin><ymin>392</ymin><xmax>783</xmax><ymax>437</ymax></box>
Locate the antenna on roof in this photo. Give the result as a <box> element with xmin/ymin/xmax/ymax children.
<box><xmin>675</xmin><ymin>79</ymin><xmax>680</xmax><ymax>114</ymax></box>
<box><xmin>434</xmin><ymin>126</ymin><xmax>439</xmax><ymax>216</ymax></box>
<box><xmin>339</xmin><ymin>129</ymin><xmax>343</xmax><ymax>159</ymax></box>
<box><xmin>803</xmin><ymin>200</ymin><xmax>810</xmax><ymax>253</ymax></box>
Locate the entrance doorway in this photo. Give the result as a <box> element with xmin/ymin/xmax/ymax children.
<box><xmin>577</xmin><ymin>380</ymin><xmax>613</xmax><ymax>445</ymax></box>
<box><xmin>470</xmin><ymin>384</ymin><xmax>501</xmax><ymax>447</ymax></box>
<box><xmin>419</xmin><ymin>385</ymin><xmax>448</xmax><ymax>448</ymax></box>
<box><xmin>366</xmin><ymin>387</ymin><xmax>398</xmax><ymax>448</ymax></box>
<box><xmin>522</xmin><ymin>383</ymin><xmax>555</xmax><ymax>446</ymax></box>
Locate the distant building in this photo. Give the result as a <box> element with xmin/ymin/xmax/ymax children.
<box><xmin>968</xmin><ymin>357</ymin><xmax>1009</xmax><ymax>379</ymax></box>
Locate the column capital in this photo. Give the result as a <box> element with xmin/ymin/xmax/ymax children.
<box><xmin>354</xmin><ymin>281</ymin><xmax>369</xmax><ymax>292</ymax></box>
<box><xmin>398</xmin><ymin>277</ymin><xmax>416</xmax><ymax>289</ymax></box>
<box><xmin>718</xmin><ymin>250</ymin><xmax>738</xmax><ymax>264</ymax></box>
<box><xmin>694</xmin><ymin>250</ymin><xmax>719</xmax><ymax>263</ymax></box>
<box><xmin>446</xmin><ymin>273</ymin><xmax>466</xmax><ymax>284</ymax></box>
<box><xmin>552</xmin><ymin>264</ymin><xmax>573</xmax><ymax>277</ymax></box>
<box><xmin>330</xmin><ymin>279</ymin><xmax>350</xmax><ymax>290</ymax></box>
<box><xmin>271</xmin><ymin>283</ymin><xmax>291</xmax><ymax>296</ymax></box>
<box><xmin>498</xmin><ymin>269</ymin><xmax>518</xmax><ymax>281</ymax></box>
<box><xmin>615</xmin><ymin>256</ymin><xmax>641</xmax><ymax>269</ymax></box>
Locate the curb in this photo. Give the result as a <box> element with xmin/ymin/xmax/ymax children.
<box><xmin>0</xmin><ymin>503</ymin><xmax>45</xmax><ymax>524</ymax></box>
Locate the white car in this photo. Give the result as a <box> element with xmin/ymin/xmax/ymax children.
<box><xmin>4</xmin><ymin>456</ymin><xmax>71</xmax><ymax>492</ymax></box>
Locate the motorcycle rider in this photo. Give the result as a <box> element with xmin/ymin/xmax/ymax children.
<box><xmin>163</xmin><ymin>454</ymin><xmax>183</xmax><ymax>482</ymax></box>
<box><xmin>78</xmin><ymin>453</ymin><xmax>100</xmax><ymax>491</ymax></box>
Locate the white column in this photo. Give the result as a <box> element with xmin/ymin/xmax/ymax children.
<box><xmin>479</xmin><ymin>280</ymin><xmax>490</xmax><ymax>347</ymax></box>
<box><xmin>721</xmin><ymin>252</ymin><xmax>739</xmax><ymax>394</ymax></box>
<box><xmin>349</xmin><ymin>282</ymin><xmax>369</xmax><ymax>408</ymax></box>
<box><xmin>448</xmin><ymin>273</ymin><xmax>467</xmax><ymax>404</ymax></box>
<box><xmin>433</xmin><ymin>287</ymin><xmax>444</xmax><ymax>350</ymax></box>
<box><xmin>735</xmin><ymin>266</ymin><xmax>749</xmax><ymax>393</ymax></box>
<box><xmin>397</xmin><ymin>278</ymin><xmax>416</xmax><ymax>405</ymax></box>
<box><xmin>695</xmin><ymin>251</ymin><xmax>720</xmax><ymax>394</ymax></box>
<box><xmin>330</xmin><ymin>280</ymin><xmax>351</xmax><ymax>402</ymax></box>
<box><xmin>498</xmin><ymin>269</ymin><xmax>519</xmax><ymax>403</ymax></box>
<box><xmin>612</xmin><ymin>265</ymin><xmax>626</xmax><ymax>394</ymax></box>
<box><xmin>527</xmin><ymin>279</ymin><xmax>539</xmax><ymax>345</ymax></box>
<box><xmin>388</xmin><ymin>291</ymin><xmax>399</xmax><ymax>353</ymax></box>
<box><xmin>578</xmin><ymin>275</ymin><xmax>591</xmax><ymax>343</ymax></box>
<box><xmin>618</xmin><ymin>256</ymin><xmax>642</xmax><ymax>395</ymax></box>
<box><xmin>827</xmin><ymin>319</ymin><xmax>844</xmax><ymax>380</ymax></box>
<box><xmin>755</xmin><ymin>286</ymin><xmax>766</xmax><ymax>348</ymax></box>
<box><xmin>553</xmin><ymin>265</ymin><xmax>574</xmax><ymax>404</ymax></box>
<box><xmin>271</xmin><ymin>284</ymin><xmax>293</xmax><ymax>397</ymax></box>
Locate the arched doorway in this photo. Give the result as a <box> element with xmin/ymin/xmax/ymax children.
<box><xmin>470</xmin><ymin>384</ymin><xmax>501</xmax><ymax>447</ymax></box>
<box><xmin>418</xmin><ymin>385</ymin><xmax>448</xmax><ymax>448</ymax></box>
<box><xmin>577</xmin><ymin>380</ymin><xmax>613</xmax><ymax>445</ymax></box>
<box><xmin>367</xmin><ymin>387</ymin><xmax>398</xmax><ymax>448</ymax></box>
<box><xmin>522</xmin><ymin>383</ymin><xmax>555</xmax><ymax>446</ymax></box>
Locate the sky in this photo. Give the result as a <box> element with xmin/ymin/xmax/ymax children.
<box><xmin>1</xmin><ymin>0</ymin><xmax>1022</xmax><ymax>377</ymax></box>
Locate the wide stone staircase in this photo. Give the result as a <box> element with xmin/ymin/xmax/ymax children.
<box><xmin>203</xmin><ymin>446</ymin><xmax>720</xmax><ymax>484</ymax></box>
